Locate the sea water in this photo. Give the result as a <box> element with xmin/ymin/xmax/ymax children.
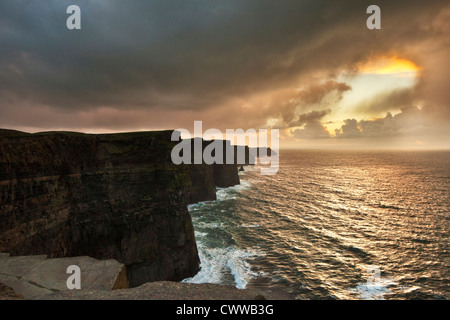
<box><xmin>183</xmin><ymin>150</ymin><xmax>449</xmax><ymax>300</ymax></box>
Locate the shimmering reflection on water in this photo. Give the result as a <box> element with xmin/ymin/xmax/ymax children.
<box><xmin>186</xmin><ymin>150</ymin><xmax>449</xmax><ymax>300</ymax></box>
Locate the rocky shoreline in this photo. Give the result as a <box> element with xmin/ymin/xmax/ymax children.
<box><xmin>0</xmin><ymin>129</ymin><xmax>242</xmax><ymax>287</ymax></box>
<box><xmin>0</xmin><ymin>253</ymin><xmax>294</xmax><ymax>300</ymax></box>
<box><xmin>0</xmin><ymin>129</ymin><xmax>286</xmax><ymax>300</ymax></box>
<box><xmin>0</xmin><ymin>252</ymin><xmax>294</xmax><ymax>300</ymax></box>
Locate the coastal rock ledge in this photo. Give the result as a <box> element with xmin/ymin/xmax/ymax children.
<box><xmin>0</xmin><ymin>253</ymin><xmax>127</xmax><ymax>299</ymax></box>
<box><xmin>0</xmin><ymin>129</ymin><xmax>240</xmax><ymax>287</ymax></box>
<box><xmin>41</xmin><ymin>281</ymin><xmax>294</xmax><ymax>300</ymax></box>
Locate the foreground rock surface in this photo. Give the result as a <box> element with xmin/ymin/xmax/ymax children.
<box><xmin>0</xmin><ymin>283</ymin><xmax>24</xmax><ymax>300</ymax></box>
<box><xmin>41</xmin><ymin>281</ymin><xmax>294</xmax><ymax>300</ymax></box>
<box><xmin>0</xmin><ymin>253</ymin><xmax>127</xmax><ymax>299</ymax></box>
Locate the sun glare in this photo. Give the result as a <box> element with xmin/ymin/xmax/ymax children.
<box><xmin>358</xmin><ymin>56</ymin><xmax>421</xmax><ymax>76</ymax></box>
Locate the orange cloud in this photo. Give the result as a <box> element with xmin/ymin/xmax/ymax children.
<box><xmin>358</xmin><ymin>56</ymin><xmax>421</xmax><ymax>76</ymax></box>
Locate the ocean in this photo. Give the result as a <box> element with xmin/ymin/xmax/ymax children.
<box><xmin>183</xmin><ymin>150</ymin><xmax>449</xmax><ymax>300</ymax></box>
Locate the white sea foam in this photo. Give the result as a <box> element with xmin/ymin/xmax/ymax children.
<box><xmin>194</xmin><ymin>231</ymin><xmax>208</xmax><ymax>238</ymax></box>
<box><xmin>196</xmin><ymin>221</ymin><xmax>224</xmax><ymax>229</ymax></box>
<box><xmin>216</xmin><ymin>180</ymin><xmax>252</xmax><ymax>201</ymax></box>
<box><xmin>187</xmin><ymin>201</ymin><xmax>211</xmax><ymax>211</ymax></box>
<box><xmin>184</xmin><ymin>179</ymin><xmax>261</xmax><ymax>289</ymax></box>
<box><xmin>226</xmin><ymin>251</ymin><xmax>261</xmax><ymax>289</ymax></box>
<box><xmin>351</xmin><ymin>276</ymin><xmax>397</xmax><ymax>300</ymax></box>
<box><xmin>241</xmin><ymin>223</ymin><xmax>260</xmax><ymax>228</ymax></box>
<box><xmin>183</xmin><ymin>241</ymin><xmax>264</xmax><ymax>289</ymax></box>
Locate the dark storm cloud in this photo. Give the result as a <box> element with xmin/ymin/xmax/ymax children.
<box><xmin>289</xmin><ymin>110</ymin><xmax>331</xmax><ymax>139</ymax></box>
<box><xmin>298</xmin><ymin>81</ymin><xmax>352</xmax><ymax>105</ymax></box>
<box><xmin>335</xmin><ymin>119</ymin><xmax>361</xmax><ymax>138</ymax></box>
<box><xmin>0</xmin><ymin>0</ymin><xmax>448</xmax><ymax>133</ymax></box>
<box><xmin>1</xmin><ymin>0</ymin><xmax>348</xmax><ymax>111</ymax></box>
<box><xmin>298</xmin><ymin>110</ymin><xmax>331</xmax><ymax>124</ymax></box>
<box><xmin>290</xmin><ymin>121</ymin><xmax>330</xmax><ymax>140</ymax></box>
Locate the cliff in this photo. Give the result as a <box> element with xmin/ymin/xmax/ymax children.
<box><xmin>0</xmin><ymin>130</ymin><xmax>240</xmax><ymax>287</ymax></box>
<box><xmin>185</xmin><ymin>162</ymin><xmax>239</xmax><ymax>203</ymax></box>
<box><xmin>181</xmin><ymin>138</ymin><xmax>240</xmax><ymax>203</ymax></box>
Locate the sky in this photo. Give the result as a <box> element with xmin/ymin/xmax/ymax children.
<box><xmin>0</xmin><ymin>0</ymin><xmax>449</xmax><ymax>149</ymax></box>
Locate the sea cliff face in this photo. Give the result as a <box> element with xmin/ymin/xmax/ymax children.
<box><xmin>181</xmin><ymin>138</ymin><xmax>240</xmax><ymax>204</ymax></box>
<box><xmin>0</xmin><ymin>129</ymin><xmax>239</xmax><ymax>287</ymax></box>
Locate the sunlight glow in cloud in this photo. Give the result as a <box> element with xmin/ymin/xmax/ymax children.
<box><xmin>357</xmin><ymin>56</ymin><xmax>421</xmax><ymax>76</ymax></box>
<box><xmin>319</xmin><ymin>57</ymin><xmax>422</xmax><ymax>138</ymax></box>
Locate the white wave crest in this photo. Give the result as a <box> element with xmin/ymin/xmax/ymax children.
<box><xmin>351</xmin><ymin>277</ymin><xmax>397</xmax><ymax>300</ymax></box>
<box><xmin>216</xmin><ymin>180</ymin><xmax>252</xmax><ymax>201</ymax></box>
<box><xmin>183</xmin><ymin>242</ymin><xmax>264</xmax><ymax>289</ymax></box>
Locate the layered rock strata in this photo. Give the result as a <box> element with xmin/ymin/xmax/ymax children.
<box><xmin>0</xmin><ymin>129</ymin><xmax>240</xmax><ymax>287</ymax></box>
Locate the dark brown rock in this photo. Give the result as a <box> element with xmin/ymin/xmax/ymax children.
<box><xmin>0</xmin><ymin>283</ymin><xmax>24</xmax><ymax>300</ymax></box>
<box><xmin>181</xmin><ymin>138</ymin><xmax>240</xmax><ymax>201</ymax></box>
<box><xmin>0</xmin><ymin>130</ymin><xmax>244</xmax><ymax>288</ymax></box>
<box><xmin>184</xmin><ymin>164</ymin><xmax>217</xmax><ymax>204</ymax></box>
<box><xmin>0</xmin><ymin>130</ymin><xmax>201</xmax><ymax>287</ymax></box>
<box><xmin>213</xmin><ymin>163</ymin><xmax>240</xmax><ymax>188</ymax></box>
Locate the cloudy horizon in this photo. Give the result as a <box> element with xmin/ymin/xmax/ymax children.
<box><xmin>1</xmin><ymin>0</ymin><xmax>449</xmax><ymax>149</ymax></box>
